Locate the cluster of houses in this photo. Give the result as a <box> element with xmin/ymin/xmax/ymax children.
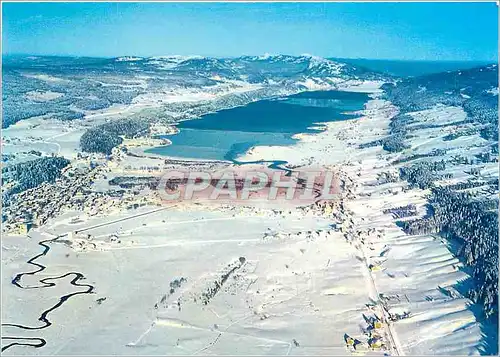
<box><xmin>262</xmin><ymin>228</ymin><xmax>338</xmax><ymax>242</ymax></box>
<box><xmin>2</xmin><ymin>157</ymin><xmax>162</xmax><ymax>236</ymax></box>
<box><xmin>3</xmin><ymin>162</ymin><xmax>103</xmax><ymax>234</ymax></box>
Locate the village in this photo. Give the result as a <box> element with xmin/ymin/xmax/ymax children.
<box><xmin>1</xmin><ymin>150</ymin><xmax>163</xmax><ymax>236</ymax></box>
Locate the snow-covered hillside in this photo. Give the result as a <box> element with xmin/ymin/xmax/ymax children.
<box><xmin>2</xmin><ymin>54</ymin><xmax>387</xmax><ymax>128</ymax></box>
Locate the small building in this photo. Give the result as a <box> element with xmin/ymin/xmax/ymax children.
<box><xmin>369</xmin><ymin>264</ymin><xmax>382</xmax><ymax>272</ymax></box>
<box><xmin>19</xmin><ymin>221</ymin><xmax>33</xmax><ymax>235</ymax></box>
<box><xmin>368</xmin><ymin>337</ymin><xmax>384</xmax><ymax>349</ymax></box>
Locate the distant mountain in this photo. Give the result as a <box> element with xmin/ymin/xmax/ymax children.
<box><xmin>115</xmin><ymin>56</ymin><xmax>144</xmax><ymax>62</ymax></box>
<box><xmin>100</xmin><ymin>54</ymin><xmax>385</xmax><ymax>81</ymax></box>
<box><xmin>172</xmin><ymin>57</ymin><xmax>241</xmax><ymax>79</ymax></box>
<box><xmin>383</xmin><ymin>64</ymin><xmax>498</xmax><ymax>113</ymax></box>
<box><xmin>2</xmin><ymin>54</ymin><xmax>390</xmax><ymax>128</ymax></box>
<box><xmin>333</xmin><ymin>57</ymin><xmax>496</xmax><ymax>77</ymax></box>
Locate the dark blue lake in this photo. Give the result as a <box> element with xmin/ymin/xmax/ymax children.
<box><xmin>145</xmin><ymin>90</ymin><xmax>369</xmax><ymax>161</ymax></box>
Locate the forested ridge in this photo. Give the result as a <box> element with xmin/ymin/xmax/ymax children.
<box><xmin>382</xmin><ymin>64</ymin><xmax>498</xmax><ymax>322</ymax></box>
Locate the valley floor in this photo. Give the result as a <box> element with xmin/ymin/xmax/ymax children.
<box><xmin>2</xmin><ymin>94</ymin><xmax>497</xmax><ymax>355</ymax></box>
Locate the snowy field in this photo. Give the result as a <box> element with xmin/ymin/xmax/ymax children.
<box><xmin>1</xmin><ymin>86</ymin><xmax>496</xmax><ymax>355</ymax></box>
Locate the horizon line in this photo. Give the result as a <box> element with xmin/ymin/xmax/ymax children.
<box><xmin>2</xmin><ymin>52</ymin><xmax>497</xmax><ymax>63</ymax></box>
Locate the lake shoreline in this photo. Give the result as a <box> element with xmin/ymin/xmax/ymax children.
<box><xmin>142</xmin><ymin>88</ymin><xmax>373</xmax><ymax>164</ymax></box>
